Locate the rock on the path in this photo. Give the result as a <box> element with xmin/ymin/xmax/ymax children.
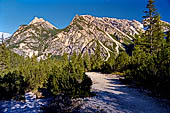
<box><xmin>42</xmin><ymin>93</ymin><xmax>84</xmax><ymax>113</ymax></box>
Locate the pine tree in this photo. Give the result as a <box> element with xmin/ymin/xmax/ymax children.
<box><xmin>0</xmin><ymin>33</ymin><xmax>4</xmax><ymax>44</ymax></box>
<box><xmin>76</xmin><ymin>53</ymin><xmax>85</xmax><ymax>79</ymax></box>
<box><xmin>143</xmin><ymin>0</ymin><xmax>166</xmax><ymax>54</ymax></box>
<box><xmin>83</xmin><ymin>52</ymin><xmax>91</xmax><ymax>71</ymax></box>
<box><xmin>166</xmin><ymin>30</ymin><xmax>170</xmax><ymax>49</ymax></box>
<box><xmin>91</xmin><ymin>41</ymin><xmax>103</xmax><ymax>70</ymax></box>
<box><xmin>0</xmin><ymin>45</ymin><xmax>11</xmax><ymax>72</ymax></box>
<box><xmin>70</xmin><ymin>51</ymin><xmax>77</xmax><ymax>74</ymax></box>
<box><xmin>143</xmin><ymin>0</ymin><xmax>156</xmax><ymax>53</ymax></box>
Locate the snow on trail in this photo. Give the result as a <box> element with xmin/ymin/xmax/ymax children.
<box><xmin>0</xmin><ymin>92</ymin><xmax>51</xmax><ymax>113</ymax></box>
<box><xmin>79</xmin><ymin>72</ymin><xmax>170</xmax><ymax>113</ymax></box>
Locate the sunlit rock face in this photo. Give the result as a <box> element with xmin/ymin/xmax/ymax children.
<box><xmin>6</xmin><ymin>15</ymin><xmax>144</xmax><ymax>60</ymax></box>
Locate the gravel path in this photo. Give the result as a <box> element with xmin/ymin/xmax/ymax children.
<box><xmin>0</xmin><ymin>72</ymin><xmax>170</xmax><ymax>113</ymax></box>
<box><xmin>78</xmin><ymin>72</ymin><xmax>170</xmax><ymax>113</ymax></box>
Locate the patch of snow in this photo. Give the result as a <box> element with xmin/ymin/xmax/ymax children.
<box><xmin>0</xmin><ymin>32</ymin><xmax>12</xmax><ymax>39</ymax></box>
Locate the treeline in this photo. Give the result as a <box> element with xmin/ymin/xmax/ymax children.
<box><xmin>101</xmin><ymin>0</ymin><xmax>170</xmax><ymax>98</ymax></box>
<box><xmin>0</xmin><ymin>40</ymin><xmax>111</xmax><ymax>100</ymax></box>
<box><xmin>122</xmin><ymin>0</ymin><xmax>170</xmax><ymax>98</ymax></box>
<box><xmin>0</xmin><ymin>45</ymin><xmax>94</xmax><ymax>100</ymax></box>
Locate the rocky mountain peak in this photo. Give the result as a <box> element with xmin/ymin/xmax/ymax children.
<box><xmin>29</xmin><ymin>17</ymin><xmax>57</xmax><ymax>29</ymax></box>
<box><xmin>29</xmin><ymin>17</ymin><xmax>45</xmax><ymax>24</ymax></box>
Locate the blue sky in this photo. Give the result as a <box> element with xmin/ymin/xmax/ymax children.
<box><xmin>0</xmin><ymin>0</ymin><xmax>170</xmax><ymax>34</ymax></box>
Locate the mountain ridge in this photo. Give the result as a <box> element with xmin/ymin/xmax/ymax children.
<box><xmin>29</xmin><ymin>17</ymin><xmax>57</xmax><ymax>29</ymax></box>
<box><xmin>5</xmin><ymin>15</ymin><xmax>150</xmax><ymax>60</ymax></box>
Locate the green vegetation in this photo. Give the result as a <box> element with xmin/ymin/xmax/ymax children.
<box><xmin>1</xmin><ymin>0</ymin><xmax>170</xmax><ymax>102</ymax></box>
<box><xmin>0</xmin><ymin>44</ymin><xmax>92</xmax><ymax>100</ymax></box>
<box><xmin>0</xmin><ymin>38</ymin><xmax>115</xmax><ymax>99</ymax></box>
<box><xmin>49</xmin><ymin>28</ymin><xmax>63</xmax><ymax>35</ymax></box>
<box><xmin>99</xmin><ymin>0</ymin><xmax>170</xmax><ymax>99</ymax></box>
<box><xmin>123</xmin><ymin>37</ymin><xmax>133</xmax><ymax>45</ymax></box>
<box><xmin>96</xmin><ymin>26</ymin><xmax>105</xmax><ymax>33</ymax></box>
<box><xmin>75</xmin><ymin>23</ymin><xmax>83</xmax><ymax>30</ymax></box>
<box><xmin>62</xmin><ymin>26</ymin><xmax>71</xmax><ymax>32</ymax></box>
<box><xmin>122</xmin><ymin>0</ymin><xmax>170</xmax><ymax>98</ymax></box>
<box><xmin>90</xmin><ymin>41</ymin><xmax>104</xmax><ymax>71</ymax></box>
<box><xmin>76</xmin><ymin>16</ymin><xmax>87</xmax><ymax>25</ymax></box>
<box><xmin>72</xmin><ymin>18</ymin><xmax>84</xmax><ymax>30</ymax></box>
<box><xmin>110</xmin><ymin>34</ymin><xmax>119</xmax><ymax>41</ymax></box>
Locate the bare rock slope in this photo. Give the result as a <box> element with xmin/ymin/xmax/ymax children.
<box><xmin>6</xmin><ymin>15</ymin><xmax>143</xmax><ymax>59</ymax></box>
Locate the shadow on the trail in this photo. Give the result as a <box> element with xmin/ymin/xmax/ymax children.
<box><xmin>80</xmin><ymin>77</ymin><xmax>170</xmax><ymax>113</ymax></box>
<box><xmin>0</xmin><ymin>92</ymin><xmax>51</xmax><ymax>113</ymax></box>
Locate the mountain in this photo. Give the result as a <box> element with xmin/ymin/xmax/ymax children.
<box><xmin>6</xmin><ymin>15</ymin><xmax>143</xmax><ymax>60</ymax></box>
<box><xmin>161</xmin><ymin>20</ymin><xmax>170</xmax><ymax>32</ymax></box>
<box><xmin>6</xmin><ymin>17</ymin><xmax>58</xmax><ymax>58</ymax></box>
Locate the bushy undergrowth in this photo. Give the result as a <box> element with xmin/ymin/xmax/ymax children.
<box><xmin>0</xmin><ymin>46</ymin><xmax>92</xmax><ymax>99</ymax></box>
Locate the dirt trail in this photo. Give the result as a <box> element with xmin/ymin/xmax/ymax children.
<box><xmin>79</xmin><ymin>72</ymin><xmax>170</xmax><ymax>113</ymax></box>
